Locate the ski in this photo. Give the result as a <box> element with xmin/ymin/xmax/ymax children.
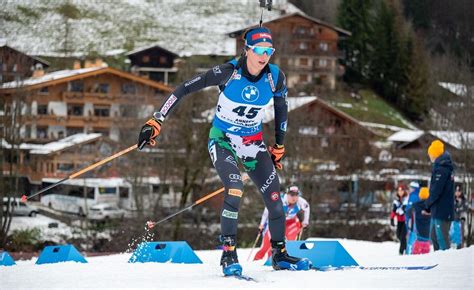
<box><xmin>226</xmin><ymin>274</ymin><xmax>258</xmax><ymax>282</ymax></box>
<box><xmin>315</xmin><ymin>264</ymin><xmax>438</xmax><ymax>271</ymax></box>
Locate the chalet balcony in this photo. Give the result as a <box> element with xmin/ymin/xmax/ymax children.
<box><xmin>28</xmin><ymin>114</ymin><xmax>116</xmax><ymax>128</ymax></box>
<box><xmin>62</xmin><ymin>91</ymin><xmax>118</xmax><ymax>104</ymax></box>
<box><xmin>313</xmin><ymin>66</ymin><xmax>337</xmax><ymax>73</ymax></box>
<box><xmin>62</xmin><ymin>91</ymin><xmax>85</xmax><ymax>101</ymax></box>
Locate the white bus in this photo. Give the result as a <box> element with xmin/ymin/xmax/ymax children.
<box><xmin>40</xmin><ymin>178</ymin><xmax>132</xmax><ymax>216</ymax></box>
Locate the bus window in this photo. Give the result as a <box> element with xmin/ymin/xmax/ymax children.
<box><xmin>99</xmin><ymin>187</ymin><xmax>116</xmax><ymax>194</ymax></box>
<box><xmin>87</xmin><ymin>187</ymin><xmax>94</xmax><ymax>199</ymax></box>
<box><xmin>119</xmin><ymin>187</ymin><xmax>129</xmax><ymax>198</ymax></box>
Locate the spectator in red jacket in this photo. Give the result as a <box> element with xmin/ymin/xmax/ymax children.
<box><xmin>391</xmin><ymin>184</ymin><xmax>408</xmax><ymax>255</ymax></box>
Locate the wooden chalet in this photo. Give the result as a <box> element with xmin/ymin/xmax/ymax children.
<box><xmin>0</xmin><ymin>62</ymin><xmax>173</xmax><ymax>143</ymax></box>
<box><xmin>126</xmin><ymin>44</ymin><xmax>179</xmax><ymax>85</ymax></box>
<box><xmin>263</xmin><ymin>96</ymin><xmax>378</xmax><ymax>157</ymax></box>
<box><xmin>228</xmin><ymin>12</ymin><xmax>351</xmax><ymax>90</ymax></box>
<box><xmin>0</xmin><ymin>43</ymin><xmax>50</xmax><ymax>83</ymax></box>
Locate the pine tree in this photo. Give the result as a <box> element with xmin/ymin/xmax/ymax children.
<box><xmin>403</xmin><ymin>34</ymin><xmax>429</xmax><ymax>120</ymax></box>
<box><xmin>369</xmin><ymin>0</ymin><xmax>402</xmax><ymax>103</ymax></box>
<box><xmin>336</xmin><ymin>0</ymin><xmax>374</xmax><ymax>83</ymax></box>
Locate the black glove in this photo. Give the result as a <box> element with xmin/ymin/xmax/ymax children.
<box><xmin>138</xmin><ymin>112</ymin><xmax>164</xmax><ymax>150</ymax></box>
<box><xmin>390</xmin><ymin>219</ymin><xmax>395</xmax><ymax>227</ymax></box>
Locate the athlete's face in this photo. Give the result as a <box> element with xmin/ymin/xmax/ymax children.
<box><xmin>246</xmin><ymin>41</ymin><xmax>273</xmax><ymax>75</ymax></box>
<box><xmin>287</xmin><ymin>193</ymin><xmax>299</xmax><ymax>205</ymax></box>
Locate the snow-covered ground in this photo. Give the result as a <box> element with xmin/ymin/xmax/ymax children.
<box><xmin>8</xmin><ymin>214</ymin><xmax>77</xmax><ymax>244</ymax></box>
<box><xmin>2</xmin><ymin>238</ymin><xmax>472</xmax><ymax>289</ymax></box>
<box><xmin>1</xmin><ymin>0</ymin><xmax>301</xmax><ymax>56</ymax></box>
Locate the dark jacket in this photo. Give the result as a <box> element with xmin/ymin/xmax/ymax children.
<box><xmin>454</xmin><ymin>198</ymin><xmax>468</xmax><ymax>221</ymax></box>
<box><xmin>413</xmin><ymin>201</ymin><xmax>431</xmax><ymax>239</ymax></box>
<box><xmin>425</xmin><ymin>152</ymin><xmax>455</xmax><ymax>220</ymax></box>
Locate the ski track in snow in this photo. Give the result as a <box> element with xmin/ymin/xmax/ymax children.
<box><xmin>1</xmin><ymin>238</ymin><xmax>473</xmax><ymax>289</ymax></box>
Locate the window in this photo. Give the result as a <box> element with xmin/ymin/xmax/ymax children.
<box><xmin>319</xmin><ymin>59</ymin><xmax>328</xmax><ymax>67</ymax></box>
<box><xmin>93</xmin><ymin>127</ymin><xmax>109</xmax><ymax>136</ymax></box>
<box><xmin>37</xmin><ymin>104</ymin><xmax>48</xmax><ymax>115</ymax></box>
<box><xmin>69</xmin><ymin>80</ymin><xmax>84</xmax><ymax>92</ymax></box>
<box><xmin>299</xmin><ymin>42</ymin><xmax>308</xmax><ymax>50</ymax></box>
<box><xmin>94</xmin><ymin>105</ymin><xmax>110</xmax><ymax>117</ymax></box>
<box><xmin>142</xmin><ymin>55</ymin><xmax>150</xmax><ymax>63</ymax></box>
<box><xmin>299</xmin><ymin>74</ymin><xmax>309</xmax><ymax>82</ymax></box>
<box><xmin>57</xmin><ymin>163</ymin><xmax>74</xmax><ymax>172</ymax></box>
<box><xmin>295</xmin><ymin>26</ymin><xmax>308</xmax><ymax>35</ymax></box>
<box><xmin>94</xmin><ymin>83</ymin><xmax>109</xmax><ymax>93</ymax></box>
<box><xmin>299</xmin><ymin>58</ymin><xmax>308</xmax><ymax>66</ymax></box>
<box><xmin>99</xmin><ymin>187</ymin><xmax>116</xmax><ymax>194</ymax></box>
<box><xmin>319</xmin><ymin>42</ymin><xmax>328</xmax><ymax>51</ymax></box>
<box><xmin>119</xmin><ymin>187</ymin><xmax>130</xmax><ymax>198</ymax></box>
<box><xmin>37</xmin><ymin>126</ymin><xmax>48</xmax><ymax>139</ymax></box>
<box><xmin>39</xmin><ymin>87</ymin><xmax>49</xmax><ymax>94</ymax></box>
<box><xmin>121</xmin><ymin>83</ymin><xmax>136</xmax><ymax>94</ymax></box>
<box><xmin>66</xmin><ymin>127</ymin><xmax>83</xmax><ymax>136</ymax></box>
<box><xmin>159</xmin><ymin>56</ymin><xmax>167</xmax><ymax>65</ymax></box>
<box><xmin>67</xmin><ymin>104</ymin><xmax>84</xmax><ymax>116</ymax></box>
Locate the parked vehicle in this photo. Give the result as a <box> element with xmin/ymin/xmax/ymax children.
<box><xmin>40</xmin><ymin>178</ymin><xmax>131</xmax><ymax>216</ymax></box>
<box><xmin>3</xmin><ymin>197</ymin><xmax>39</xmax><ymax>217</ymax></box>
<box><xmin>87</xmin><ymin>203</ymin><xmax>126</xmax><ymax>221</ymax></box>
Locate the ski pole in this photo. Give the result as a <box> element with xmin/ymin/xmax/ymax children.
<box><xmin>146</xmin><ymin>175</ymin><xmax>249</xmax><ymax>229</ymax></box>
<box><xmin>297</xmin><ymin>226</ymin><xmax>304</xmax><ymax>241</ymax></box>
<box><xmin>21</xmin><ymin>144</ymin><xmax>138</xmax><ymax>201</ymax></box>
<box><xmin>247</xmin><ymin>229</ymin><xmax>262</xmax><ymax>261</ymax></box>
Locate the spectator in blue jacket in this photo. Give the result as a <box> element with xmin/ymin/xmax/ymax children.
<box><xmin>405</xmin><ymin>181</ymin><xmax>420</xmax><ymax>254</ymax></box>
<box><xmin>422</xmin><ymin>140</ymin><xmax>455</xmax><ymax>251</ymax></box>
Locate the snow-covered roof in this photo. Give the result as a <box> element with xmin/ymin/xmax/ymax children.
<box><xmin>0</xmin><ymin>66</ymin><xmax>172</xmax><ymax>92</ymax></box>
<box><xmin>1</xmin><ymin>139</ymin><xmax>43</xmax><ymax>151</ymax></box>
<box><xmin>429</xmin><ymin>131</ymin><xmax>474</xmax><ymax>150</ymax></box>
<box><xmin>0</xmin><ymin>67</ymin><xmax>104</xmax><ymax>89</ymax></box>
<box><xmin>387</xmin><ymin>130</ymin><xmax>424</xmax><ymax>143</ymax></box>
<box><xmin>360</xmin><ymin>122</ymin><xmax>414</xmax><ymax>133</ymax></box>
<box><xmin>387</xmin><ymin>129</ymin><xmax>474</xmax><ymax>150</ymax></box>
<box><xmin>30</xmin><ymin>133</ymin><xmax>102</xmax><ymax>155</ymax></box>
<box><xmin>438</xmin><ymin>82</ymin><xmax>467</xmax><ymax>97</ymax></box>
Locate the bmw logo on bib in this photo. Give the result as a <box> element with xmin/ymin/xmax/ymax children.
<box><xmin>241</xmin><ymin>85</ymin><xmax>259</xmax><ymax>102</ymax></box>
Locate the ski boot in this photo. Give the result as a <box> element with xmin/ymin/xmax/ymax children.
<box><xmin>220</xmin><ymin>235</ymin><xmax>242</xmax><ymax>276</ymax></box>
<box><xmin>271</xmin><ymin>240</ymin><xmax>312</xmax><ymax>271</ymax></box>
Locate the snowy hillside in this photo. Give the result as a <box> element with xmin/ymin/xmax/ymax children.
<box><xmin>1</xmin><ymin>0</ymin><xmax>300</xmax><ymax>56</ymax></box>
<box><xmin>2</xmin><ymin>238</ymin><xmax>473</xmax><ymax>289</ymax></box>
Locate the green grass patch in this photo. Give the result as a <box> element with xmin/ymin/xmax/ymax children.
<box><xmin>328</xmin><ymin>89</ymin><xmax>412</xmax><ymax>129</ymax></box>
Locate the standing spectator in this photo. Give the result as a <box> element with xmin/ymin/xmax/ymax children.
<box><xmin>391</xmin><ymin>185</ymin><xmax>408</xmax><ymax>255</ymax></box>
<box><xmin>450</xmin><ymin>186</ymin><xmax>468</xmax><ymax>249</ymax></box>
<box><xmin>405</xmin><ymin>181</ymin><xmax>420</xmax><ymax>254</ymax></box>
<box><xmin>423</xmin><ymin>140</ymin><xmax>455</xmax><ymax>251</ymax></box>
<box><xmin>412</xmin><ymin>187</ymin><xmax>432</xmax><ymax>254</ymax></box>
